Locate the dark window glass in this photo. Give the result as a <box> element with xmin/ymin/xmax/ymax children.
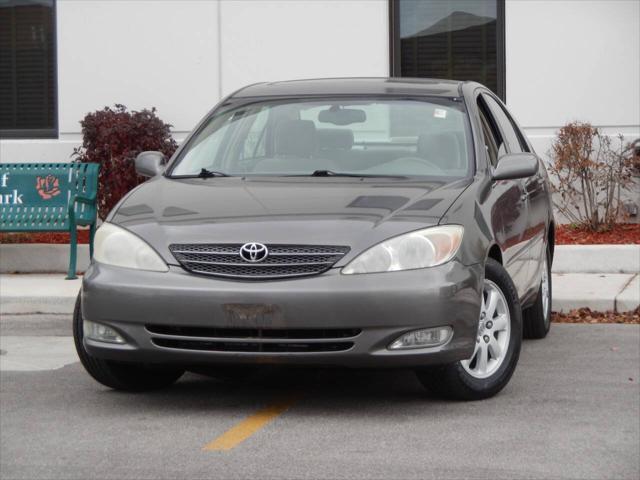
<box><xmin>0</xmin><ymin>0</ymin><xmax>56</xmax><ymax>138</ymax></box>
<box><xmin>170</xmin><ymin>98</ymin><xmax>472</xmax><ymax>179</ymax></box>
<box><xmin>481</xmin><ymin>93</ymin><xmax>524</xmax><ymax>154</ymax></box>
<box><xmin>390</xmin><ymin>0</ymin><xmax>504</xmax><ymax>99</ymax></box>
<box><xmin>477</xmin><ymin>101</ymin><xmax>499</xmax><ymax>167</ymax></box>
<box><xmin>477</xmin><ymin>95</ymin><xmax>506</xmax><ymax>159</ymax></box>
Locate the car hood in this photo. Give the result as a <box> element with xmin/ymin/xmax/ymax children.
<box><xmin>109</xmin><ymin>176</ymin><xmax>471</xmax><ymax>265</ymax></box>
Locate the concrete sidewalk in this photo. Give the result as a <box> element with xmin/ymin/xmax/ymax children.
<box><xmin>1</xmin><ymin>274</ymin><xmax>81</xmax><ymax>314</ymax></box>
<box><xmin>552</xmin><ymin>244</ymin><xmax>639</xmax><ymax>274</ymax></box>
<box><xmin>1</xmin><ymin>272</ymin><xmax>638</xmax><ymax>315</ymax></box>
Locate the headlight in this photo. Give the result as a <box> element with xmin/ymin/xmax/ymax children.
<box><xmin>93</xmin><ymin>223</ymin><xmax>168</xmax><ymax>272</ymax></box>
<box><xmin>342</xmin><ymin>225</ymin><xmax>463</xmax><ymax>274</ymax></box>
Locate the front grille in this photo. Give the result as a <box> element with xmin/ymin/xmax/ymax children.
<box><xmin>146</xmin><ymin>324</ymin><xmax>361</xmax><ymax>339</ymax></box>
<box><xmin>147</xmin><ymin>325</ymin><xmax>360</xmax><ymax>353</ymax></box>
<box><xmin>152</xmin><ymin>338</ymin><xmax>354</xmax><ymax>353</ymax></box>
<box><xmin>169</xmin><ymin>244</ymin><xmax>350</xmax><ymax>279</ymax></box>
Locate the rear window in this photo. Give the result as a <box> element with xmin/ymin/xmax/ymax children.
<box><xmin>170</xmin><ymin>98</ymin><xmax>472</xmax><ymax>179</ymax></box>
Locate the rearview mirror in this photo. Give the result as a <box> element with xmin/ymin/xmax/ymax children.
<box><xmin>492</xmin><ymin>153</ymin><xmax>539</xmax><ymax>181</ymax></box>
<box><xmin>135</xmin><ymin>151</ymin><xmax>166</xmax><ymax>177</ymax></box>
<box><xmin>318</xmin><ymin>107</ymin><xmax>366</xmax><ymax>126</ymax></box>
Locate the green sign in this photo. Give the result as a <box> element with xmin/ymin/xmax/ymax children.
<box><xmin>1</xmin><ymin>169</ymin><xmax>69</xmax><ymax>207</ymax></box>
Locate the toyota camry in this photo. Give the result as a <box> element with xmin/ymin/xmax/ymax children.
<box><xmin>74</xmin><ymin>78</ymin><xmax>554</xmax><ymax>400</ymax></box>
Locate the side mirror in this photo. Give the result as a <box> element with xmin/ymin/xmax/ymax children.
<box><xmin>492</xmin><ymin>153</ymin><xmax>539</xmax><ymax>181</ymax></box>
<box><xmin>135</xmin><ymin>151</ymin><xmax>166</xmax><ymax>178</ymax></box>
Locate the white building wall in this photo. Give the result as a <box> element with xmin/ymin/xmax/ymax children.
<box><xmin>219</xmin><ymin>0</ymin><xmax>388</xmax><ymax>96</ymax></box>
<box><xmin>1</xmin><ymin>0</ymin><xmax>638</xmax><ymax>167</ymax></box>
<box><xmin>505</xmin><ymin>0</ymin><xmax>640</xmax><ymax>158</ymax></box>
<box><xmin>0</xmin><ymin>0</ymin><xmax>388</xmax><ymax>165</ymax></box>
<box><xmin>1</xmin><ymin>0</ymin><xmax>220</xmax><ymax>164</ymax></box>
<box><xmin>57</xmin><ymin>0</ymin><xmax>220</xmax><ymax>137</ymax></box>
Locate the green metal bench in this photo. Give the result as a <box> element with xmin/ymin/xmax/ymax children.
<box><xmin>0</xmin><ymin>163</ymin><xmax>100</xmax><ymax>279</ymax></box>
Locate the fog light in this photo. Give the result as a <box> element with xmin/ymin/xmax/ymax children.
<box><xmin>83</xmin><ymin>320</ymin><xmax>125</xmax><ymax>344</ymax></box>
<box><xmin>388</xmin><ymin>326</ymin><xmax>453</xmax><ymax>350</ymax></box>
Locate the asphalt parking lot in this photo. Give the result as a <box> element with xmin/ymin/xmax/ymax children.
<box><xmin>1</xmin><ymin>315</ymin><xmax>638</xmax><ymax>480</ymax></box>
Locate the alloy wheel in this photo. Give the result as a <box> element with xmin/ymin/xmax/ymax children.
<box><xmin>461</xmin><ymin>279</ymin><xmax>511</xmax><ymax>379</ymax></box>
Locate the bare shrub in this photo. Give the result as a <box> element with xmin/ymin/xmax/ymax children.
<box><xmin>549</xmin><ymin>122</ymin><xmax>635</xmax><ymax>231</ymax></box>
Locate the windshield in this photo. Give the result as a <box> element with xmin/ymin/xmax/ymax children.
<box><xmin>169</xmin><ymin>98</ymin><xmax>472</xmax><ymax>179</ymax></box>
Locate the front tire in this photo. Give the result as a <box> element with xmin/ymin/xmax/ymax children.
<box><xmin>523</xmin><ymin>245</ymin><xmax>552</xmax><ymax>339</ymax></box>
<box><xmin>416</xmin><ymin>258</ymin><xmax>522</xmax><ymax>400</ymax></box>
<box><xmin>73</xmin><ymin>294</ymin><xmax>184</xmax><ymax>391</ymax></box>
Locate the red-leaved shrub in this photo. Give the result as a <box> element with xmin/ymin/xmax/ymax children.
<box><xmin>73</xmin><ymin>104</ymin><xmax>177</xmax><ymax>219</ymax></box>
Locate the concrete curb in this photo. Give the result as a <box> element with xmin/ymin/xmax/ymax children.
<box><xmin>552</xmin><ymin>244</ymin><xmax>640</xmax><ymax>274</ymax></box>
<box><xmin>552</xmin><ymin>273</ymin><xmax>639</xmax><ymax>313</ymax></box>
<box><xmin>0</xmin><ymin>244</ymin><xmax>90</xmax><ymax>274</ymax></box>
<box><xmin>1</xmin><ymin>245</ymin><xmax>638</xmax><ymax>315</ymax></box>
<box><xmin>2</xmin><ymin>243</ymin><xmax>639</xmax><ymax>274</ymax></box>
<box><xmin>616</xmin><ymin>275</ymin><xmax>640</xmax><ymax>312</ymax></box>
<box><xmin>1</xmin><ymin>272</ymin><xmax>638</xmax><ymax>316</ymax></box>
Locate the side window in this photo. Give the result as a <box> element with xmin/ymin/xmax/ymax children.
<box><xmin>477</xmin><ymin>96</ymin><xmax>502</xmax><ymax>167</ymax></box>
<box><xmin>481</xmin><ymin>94</ymin><xmax>526</xmax><ymax>154</ymax></box>
<box><xmin>478</xmin><ymin>110</ymin><xmax>498</xmax><ymax>167</ymax></box>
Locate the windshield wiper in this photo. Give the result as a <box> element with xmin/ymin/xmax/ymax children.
<box><xmin>167</xmin><ymin>168</ymin><xmax>230</xmax><ymax>179</ymax></box>
<box><xmin>310</xmin><ymin>170</ymin><xmax>359</xmax><ymax>177</ymax></box>
<box><xmin>198</xmin><ymin>168</ymin><xmax>229</xmax><ymax>178</ymax></box>
<box><xmin>308</xmin><ymin>170</ymin><xmax>407</xmax><ymax>178</ymax></box>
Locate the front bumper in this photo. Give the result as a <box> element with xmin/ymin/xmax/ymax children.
<box><xmin>81</xmin><ymin>261</ymin><xmax>483</xmax><ymax>368</ymax></box>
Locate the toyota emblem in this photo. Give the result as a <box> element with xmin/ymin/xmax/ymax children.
<box><xmin>239</xmin><ymin>242</ymin><xmax>269</xmax><ymax>263</ymax></box>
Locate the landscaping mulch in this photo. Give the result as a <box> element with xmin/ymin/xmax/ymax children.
<box><xmin>0</xmin><ymin>231</ymin><xmax>91</xmax><ymax>244</ymax></box>
<box><xmin>552</xmin><ymin>307</ymin><xmax>640</xmax><ymax>324</ymax></box>
<box><xmin>556</xmin><ymin>223</ymin><xmax>640</xmax><ymax>245</ymax></box>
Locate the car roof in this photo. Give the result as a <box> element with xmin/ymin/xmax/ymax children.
<box><xmin>231</xmin><ymin>77</ymin><xmax>464</xmax><ymax>99</ymax></box>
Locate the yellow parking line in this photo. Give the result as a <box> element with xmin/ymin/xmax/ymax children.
<box><xmin>202</xmin><ymin>395</ymin><xmax>300</xmax><ymax>451</ymax></box>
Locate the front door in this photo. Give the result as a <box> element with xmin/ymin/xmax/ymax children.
<box><xmin>476</xmin><ymin>94</ymin><xmax>530</xmax><ymax>298</ymax></box>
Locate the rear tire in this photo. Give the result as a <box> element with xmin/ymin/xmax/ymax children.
<box><xmin>523</xmin><ymin>245</ymin><xmax>552</xmax><ymax>339</ymax></box>
<box><xmin>73</xmin><ymin>294</ymin><xmax>184</xmax><ymax>392</ymax></box>
<box><xmin>416</xmin><ymin>258</ymin><xmax>522</xmax><ymax>401</ymax></box>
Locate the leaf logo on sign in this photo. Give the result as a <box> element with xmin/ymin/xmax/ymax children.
<box><xmin>36</xmin><ymin>175</ymin><xmax>61</xmax><ymax>200</ymax></box>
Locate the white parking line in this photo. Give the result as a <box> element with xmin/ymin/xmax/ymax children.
<box><xmin>0</xmin><ymin>336</ymin><xmax>78</xmax><ymax>371</ymax></box>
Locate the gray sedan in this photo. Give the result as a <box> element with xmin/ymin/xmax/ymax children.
<box><xmin>75</xmin><ymin>78</ymin><xmax>554</xmax><ymax>400</ymax></box>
